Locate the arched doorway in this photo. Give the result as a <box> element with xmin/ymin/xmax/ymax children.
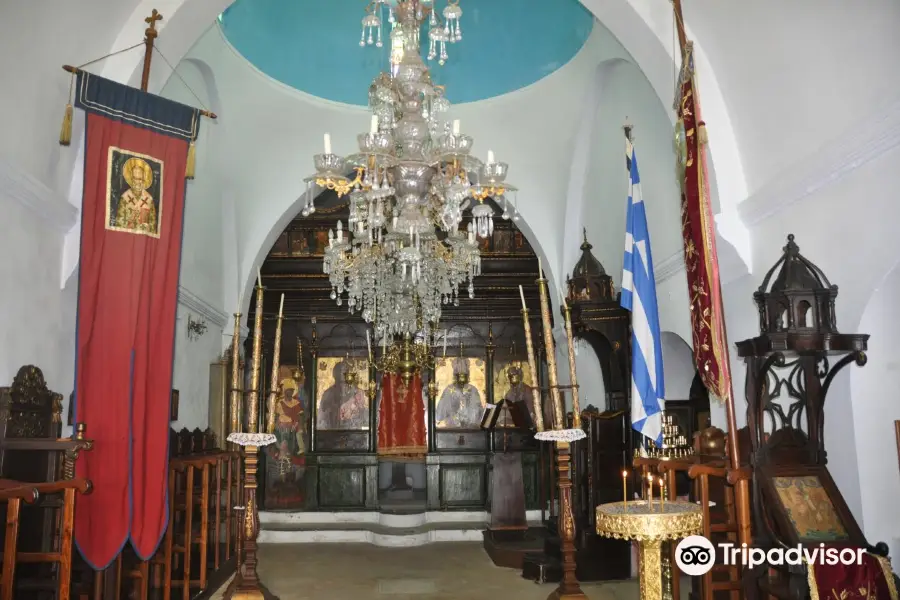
<box><xmin>249</xmin><ymin>191</ymin><xmax>548</xmax><ymax>516</ymax></box>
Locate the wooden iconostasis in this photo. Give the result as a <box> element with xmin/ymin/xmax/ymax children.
<box><xmin>246</xmin><ymin>191</ymin><xmax>551</xmax><ymax>510</ymax></box>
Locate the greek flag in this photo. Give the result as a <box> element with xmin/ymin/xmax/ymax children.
<box><xmin>620</xmin><ymin>140</ymin><xmax>665</xmax><ymax>447</ymax></box>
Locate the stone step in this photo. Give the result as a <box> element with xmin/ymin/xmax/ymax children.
<box><xmin>258</xmin><ymin>510</ymin><xmax>544</xmax><ymax>547</ymax></box>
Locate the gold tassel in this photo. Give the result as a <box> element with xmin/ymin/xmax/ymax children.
<box><xmin>59</xmin><ymin>104</ymin><xmax>74</xmax><ymax>146</ymax></box>
<box><xmin>60</xmin><ymin>73</ymin><xmax>75</xmax><ymax>146</ymax></box>
<box><xmin>185</xmin><ymin>140</ymin><xmax>196</xmax><ymax>179</ymax></box>
<box><xmin>698</xmin><ymin>121</ymin><xmax>709</xmax><ymax>146</ymax></box>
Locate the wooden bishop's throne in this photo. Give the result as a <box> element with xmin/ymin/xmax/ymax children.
<box><xmin>737</xmin><ymin>235</ymin><xmax>896</xmax><ymax>600</ymax></box>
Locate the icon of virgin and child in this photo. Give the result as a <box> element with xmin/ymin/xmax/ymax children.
<box><xmin>317</xmin><ymin>360</ymin><xmax>369</xmax><ymax>430</ymax></box>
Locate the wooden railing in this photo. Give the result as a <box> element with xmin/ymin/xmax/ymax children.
<box><xmin>89</xmin><ymin>445</ymin><xmax>242</xmax><ymax>600</ymax></box>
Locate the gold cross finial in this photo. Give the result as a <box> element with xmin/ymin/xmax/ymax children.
<box><xmin>145</xmin><ymin>9</ymin><xmax>163</xmax><ymax>33</ymax></box>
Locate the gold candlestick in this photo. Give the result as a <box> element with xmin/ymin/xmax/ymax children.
<box><xmin>247</xmin><ymin>282</ymin><xmax>264</xmax><ymax>433</ymax></box>
<box><xmin>519</xmin><ymin>286</ymin><xmax>545</xmax><ymax>432</ymax></box>
<box><xmin>265</xmin><ymin>301</ymin><xmax>284</xmax><ymax>434</ymax></box>
<box><xmin>536</xmin><ymin>275</ymin><xmax>564</xmax><ymax>430</ymax></box>
<box><xmin>229</xmin><ymin>312</ymin><xmax>243</xmax><ymax>435</ymax></box>
<box><xmin>560</xmin><ymin>299</ymin><xmax>582</xmax><ymax>429</ymax></box>
<box><xmin>224</xmin><ymin>276</ymin><xmax>278</xmax><ymax>600</ymax></box>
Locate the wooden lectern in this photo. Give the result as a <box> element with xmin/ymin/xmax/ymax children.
<box><xmin>483</xmin><ymin>399</ymin><xmax>529</xmax><ymax>541</ymax></box>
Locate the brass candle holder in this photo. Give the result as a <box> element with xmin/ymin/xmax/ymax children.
<box><xmin>560</xmin><ymin>299</ymin><xmax>582</xmax><ymax>429</ymax></box>
<box><xmin>531</xmin><ymin>269</ymin><xmax>588</xmax><ymax>600</ymax></box>
<box><xmin>229</xmin><ymin>312</ymin><xmax>243</xmax><ymax>437</ymax></box>
<box><xmin>265</xmin><ymin>295</ymin><xmax>285</xmax><ymax>435</ymax></box>
<box><xmin>518</xmin><ymin>285</ymin><xmax>545</xmax><ymax>432</ymax></box>
<box><xmin>224</xmin><ymin>280</ymin><xmax>279</xmax><ymax>600</ymax></box>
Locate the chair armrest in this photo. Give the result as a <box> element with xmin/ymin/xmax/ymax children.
<box><xmin>31</xmin><ymin>477</ymin><xmax>92</xmax><ymax>496</ymax></box>
<box><xmin>688</xmin><ymin>463</ymin><xmax>728</xmax><ymax>479</ymax></box>
<box><xmin>726</xmin><ymin>467</ymin><xmax>752</xmax><ymax>485</ymax></box>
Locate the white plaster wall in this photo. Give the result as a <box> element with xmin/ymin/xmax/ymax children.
<box><xmin>159</xmin><ymin>57</ymin><xmax>228</xmax><ymax>430</ymax></box>
<box><xmin>683</xmin><ymin>0</ymin><xmax>900</xmax><ymax>193</ymax></box>
<box><xmin>0</xmin><ymin>1</ymin><xmax>138</xmax><ymax>193</ymax></box>
<box><xmin>581</xmin><ymin>60</ymin><xmax>685</xmax><ymax>290</ymax></box>
<box><xmin>0</xmin><ymin>189</ymin><xmax>76</xmax><ymax>417</ymax></box>
<box><xmin>852</xmin><ymin>265</ymin><xmax>900</xmax><ymax>569</ymax></box>
<box><xmin>660</xmin><ymin>332</ymin><xmax>694</xmax><ymax>400</ymax></box>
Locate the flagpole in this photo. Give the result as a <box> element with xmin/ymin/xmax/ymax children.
<box><xmin>671</xmin><ymin>0</ymin><xmax>751</xmax><ymax>548</ymax></box>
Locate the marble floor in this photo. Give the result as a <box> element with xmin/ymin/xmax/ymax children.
<box><xmin>212</xmin><ymin>543</ymin><xmax>643</xmax><ymax>600</ymax></box>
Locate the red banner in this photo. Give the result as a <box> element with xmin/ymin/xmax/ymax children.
<box><xmin>72</xmin><ymin>72</ymin><xmax>198</xmax><ymax>569</ymax></box>
<box><xmin>377</xmin><ymin>373</ymin><xmax>426</xmax><ymax>459</ymax></box>
<box><xmin>677</xmin><ymin>46</ymin><xmax>734</xmax><ymax>403</ymax></box>
<box><xmin>808</xmin><ymin>552</ymin><xmax>897</xmax><ymax>600</ymax></box>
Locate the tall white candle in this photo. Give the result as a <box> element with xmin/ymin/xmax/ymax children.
<box><xmin>370</xmin><ymin>115</ymin><xmax>378</xmax><ymax>135</ymax></box>
<box><xmin>443</xmin><ymin>331</ymin><xmax>448</xmax><ymax>357</ymax></box>
<box><xmin>519</xmin><ymin>285</ymin><xmax>527</xmax><ymax>310</ymax></box>
<box><xmin>487</xmin><ymin>150</ymin><xmax>495</xmax><ymax>164</ymax></box>
<box><xmin>324</xmin><ymin>133</ymin><xmax>332</xmax><ymax>155</ymax></box>
<box><xmin>257</xmin><ymin>268</ymin><xmax>263</xmax><ymax>289</ymax></box>
<box><xmin>366</xmin><ymin>330</ymin><xmax>372</xmax><ymax>357</ymax></box>
<box><xmin>278</xmin><ymin>293</ymin><xmax>284</xmax><ymax>317</ymax></box>
<box><xmin>538</xmin><ymin>257</ymin><xmax>543</xmax><ymax>280</ymax></box>
<box><xmin>452</xmin><ymin>119</ymin><xmax>460</xmax><ymax>135</ymax></box>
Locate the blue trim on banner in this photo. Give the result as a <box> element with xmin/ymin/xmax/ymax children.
<box><xmin>74</xmin><ymin>71</ymin><xmax>200</xmax><ymax>142</ymax></box>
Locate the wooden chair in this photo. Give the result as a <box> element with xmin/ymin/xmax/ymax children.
<box><xmin>0</xmin><ymin>480</ymin><xmax>39</xmax><ymax>600</ymax></box>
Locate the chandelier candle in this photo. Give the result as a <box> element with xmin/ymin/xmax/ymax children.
<box><xmin>487</xmin><ymin>149</ymin><xmax>495</xmax><ymax>165</ymax></box>
<box><xmin>370</xmin><ymin>115</ymin><xmax>378</xmax><ymax>135</ymax></box>
<box><xmin>265</xmin><ymin>294</ymin><xmax>285</xmax><ymax>434</ymax></box>
<box><xmin>560</xmin><ymin>295</ymin><xmax>582</xmax><ymax>429</ymax></box>
<box><xmin>452</xmin><ymin>119</ymin><xmax>460</xmax><ymax>135</ymax></box>
<box><xmin>324</xmin><ymin>133</ymin><xmax>332</xmax><ymax>155</ymax></box>
<box><xmin>519</xmin><ymin>285</ymin><xmax>545</xmax><ymax>432</ymax></box>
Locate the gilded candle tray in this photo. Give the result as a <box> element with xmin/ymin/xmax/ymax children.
<box><xmin>595</xmin><ymin>500</ymin><xmax>702</xmax><ymax>542</ymax></box>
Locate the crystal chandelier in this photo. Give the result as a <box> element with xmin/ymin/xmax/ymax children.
<box><xmin>302</xmin><ymin>0</ymin><xmax>521</xmax><ymax>341</ymax></box>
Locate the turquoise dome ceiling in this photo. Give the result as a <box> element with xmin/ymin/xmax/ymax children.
<box><xmin>219</xmin><ymin>0</ymin><xmax>594</xmax><ymax>105</ymax></box>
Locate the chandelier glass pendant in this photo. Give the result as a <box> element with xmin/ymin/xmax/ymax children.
<box><xmin>302</xmin><ymin>0</ymin><xmax>521</xmax><ymax>341</ymax></box>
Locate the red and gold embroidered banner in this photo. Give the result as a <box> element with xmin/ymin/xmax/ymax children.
<box><xmin>377</xmin><ymin>373</ymin><xmax>426</xmax><ymax>460</ymax></box>
<box><xmin>808</xmin><ymin>552</ymin><xmax>898</xmax><ymax>600</ymax></box>
<box><xmin>677</xmin><ymin>45</ymin><xmax>733</xmax><ymax>403</ymax></box>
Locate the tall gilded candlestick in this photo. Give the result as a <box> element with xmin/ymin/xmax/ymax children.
<box><xmin>535</xmin><ymin>271</ymin><xmax>564</xmax><ymax>429</ymax></box>
<box><xmin>265</xmin><ymin>294</ymin><xmax>285</xmax><ymax>434</ymax></box>
<box><xmin>533</xmin><ymin>266</ymin><xmax>587</xmax><ymax>600</ymax></box>
<box><xmin>519</xmin><ymin>285</ymin><xmax>545</xmax><ymax>432</ymax></box>
<box><xmin>247</xmin><ymin>280</ymin><xmax>264</xmax><ymax>433</ymax></box>
<box><xmin>229</xmin><ymin>312</ymin><xmax>243</xmax><ymax>435</ymax></box>
<box><xmin>224</xmin><ymin>277</ymin><xmax>279</xmax><ymax>600</ymax></box>
<box><xmin>560</xmin><ymin>297</ymin><xmax>582</xmax><ymax>429</ymax></box>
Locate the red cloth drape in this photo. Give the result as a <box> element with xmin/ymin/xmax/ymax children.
<box><xmin>677</xmin><ymin>47</ymin><xmax>733</xmax><ymax>402</ymax></box>
<box><xmin>377</xmin><ymin>373</ymin><xmax>426</xmax><ymax>459</ymax></box>
<box><xmin>74</xmin><ymin>113</ymin><xmax>188</xmax><ymax>568</ymax></box>
<box><xmin>808</xmin><ymin>551</ymin><xmax>897</xmax><ymax>600</ymax></box>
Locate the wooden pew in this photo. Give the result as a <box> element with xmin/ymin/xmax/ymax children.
<box><xmin>0</xmin><ymin>480</ymin><xmax>40</xmax><ymax>600</ymax></box>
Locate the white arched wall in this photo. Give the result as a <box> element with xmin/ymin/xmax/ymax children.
<box><xmin>56</xmin><ymin>0</ymin><xmax>751</xmax><ymax>278</ymax></box>
<box><xmin>660</xmin><ymin>332</ymin><xmax>694</xmax><ymax>401</ymax></box>
<box><xmin>851</xmin><ymin>262</ymin><xmax>900</xmax><ymax>569</ymax></box>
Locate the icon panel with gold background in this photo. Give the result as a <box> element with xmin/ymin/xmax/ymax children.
<box><xmin>315</xmin><ymin>356</ymin><xmax>371</xmax><ymax>430</ymax></box>
<box><xmin>433</xmin><ymin>356</ymin><xmax>487</xmax><ymax>429</ymax></box>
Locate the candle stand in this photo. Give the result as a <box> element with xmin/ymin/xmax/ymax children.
<box><xmin>224</xmin><ymin>433</ymin><xmax>279</xmax><ymax>600</ymax></box>
<box><xmin>595</xmin><ymin>500</ymin><xmax>702</xmax><ymax>600</ymax></box>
